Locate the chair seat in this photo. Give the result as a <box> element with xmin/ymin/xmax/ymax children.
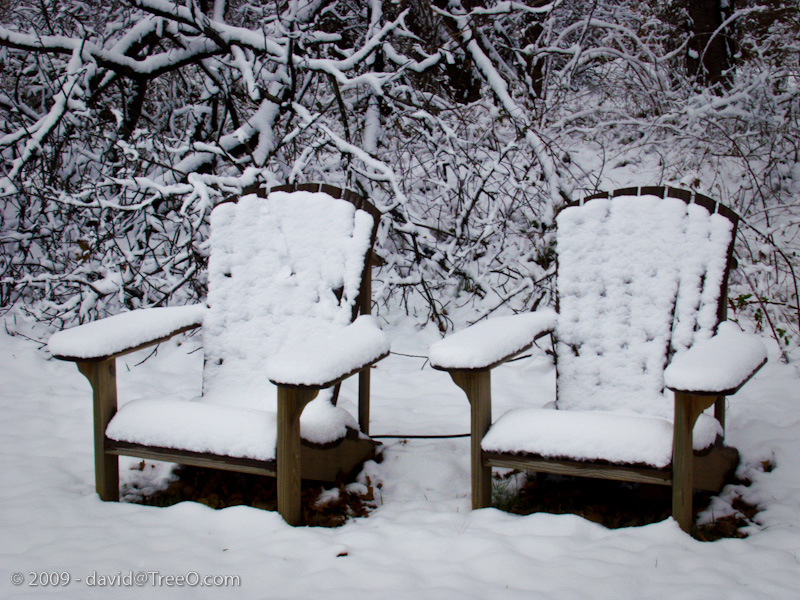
<box><xmin>105</xmin><ymin>398</ymin><xmax>358</xmax><ymax>462</ymax></box>
<box><xmin>481</xmin><ymin>408</ymin><xmax>722</xmax><ymax>468</ymax></box>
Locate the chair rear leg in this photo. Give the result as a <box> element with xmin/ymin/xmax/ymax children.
<box><xmin>358</xmin><ymin>368</ymin><xmax>370</xmax><ymax>436</ymax></box>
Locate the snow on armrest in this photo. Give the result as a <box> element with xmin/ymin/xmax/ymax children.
<box><xmin>664</xmin><ymin>322</ymin><xmax>768</xmax><ymax>395</ymax></box>
<box><xmin>428</xmin><ymin>310</ymin><xmax>557</xmax><ymax>371</ymax></box>
<box><xmin>47</xmin><ymin>305</ymin><xmax>206</xmax><ymax>361</ymax></box>
<box><xmin>266</xmin><ymin>316</ymin><xmax>390</xmax><ymax>388</ymax></box>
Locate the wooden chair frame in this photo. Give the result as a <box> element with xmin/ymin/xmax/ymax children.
<box><xmin>433</xmin><ymin>187</ymin><xmax>766</xmax><ymax>533</ymax></box>
<box><xmin>53</xmin><ymin>184</ymin><xmax>385</xmax><ymax>525</ymax></box>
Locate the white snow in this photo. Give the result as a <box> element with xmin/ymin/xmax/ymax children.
<box><xmin>47</xmin><ymin>305</ymin><xmax>206</xmax><ymax>359</ymax></box>
<box><xmin>482</xmin><ymin>408</ymin><xmax>721</xmax><ymax>468</ymax></box>
<box><xmin>671</xmin><ymin>204</ymin><xmax>734</xmax><ymax>353</ymax></box>
<box><xmin>428</xmin><ymin>310</ymin><xmax>557</xmax><ymax>370</ymax></box>
<box><xmin>96</xmin><ymin>190</ymin><xmax>377</xmax><ymax>450</ymax></box>
<box><xmin>266</xmin><ymin>316</ymin><xmax>390</xmax><ymax>387</ymax></box>
<box><xmin>555</xmin><ymin>195</ymin><xmax>734</xmax><ymax>418</ymax></box>
<box><xmin>106</xmin><ymin>400</ymin><xmax>279</xmax><ymax>460</ymax></box>
<box><xmin>2</xmin><ymin>315</ymin><xmax>799</xmax><ymax>599</ymax></box>
<box><xmin>105</xmin><ymin>394</ymin><xmax>360</xmax><ymax>456</ymax></box>
<box><xmin>430</xmin><ymin>193</ymin><xmax>742</xmax><ymax>469</ymax></box>
<box><xmin>297</xmin><ymin>396</ymin><xmax>359</xmax><ymax>445</ymax></box>
<box><xmin>665</xmin><ymin>322</ymin><xmax>768</xmax><ymax>393</ymax></box>
<box><xmin>201</xmin><ymin>191</ymin><xmax>374</xmax><ymax>410</ymax></box>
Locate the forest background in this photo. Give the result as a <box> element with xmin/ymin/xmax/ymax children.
<box><xmin>1</xmin><ymin>0</ymin><xmax>798</xmax><ymax>356</ymax></box>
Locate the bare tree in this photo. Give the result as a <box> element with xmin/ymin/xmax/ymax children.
<box><xmin>1</xmin><ymin>1</ymin><xmax>798</xmax><ymax>351</ymax></box>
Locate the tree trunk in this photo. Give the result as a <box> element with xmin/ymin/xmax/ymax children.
<box><xmin>687</xmin><ymin>0</ymin><xmax>734</xmax><ymax>90</ymax></box>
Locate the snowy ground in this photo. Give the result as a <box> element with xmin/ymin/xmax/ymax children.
<box><xmin>2</xmin><ymin>313</ymin><xmax>799</xmax><ymax>599</ymax></box>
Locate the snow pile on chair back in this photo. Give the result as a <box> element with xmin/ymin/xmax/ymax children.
<box><xmin>555</xmin><ymin>195</ymin><xmax>733</xmax><ymax>419</ymax></box>
<box><xmin>106</xmin><ymin>191</ymin><xmax>375</xmax><ymax>458</ymax></box>
<box><xmin>202</xmin><ymin>191</ymin><xmax>375</xmax><ymax>412</ymax></box>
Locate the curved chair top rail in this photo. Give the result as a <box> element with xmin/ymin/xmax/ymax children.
<box><xmin>236</xmin><ymin>182</ymin><xmax>381</xmax><ymax>322</ymax></box>
<box><xmin>234</xmin><ymin>182</ymin><xmax>382</xmax><ymax>247</ymax></box>
<box><xmin>269</xmin><ymin>183</ymin><xmax>382</xmax><ymax>226</ymax></box>
<box><xmin>563</xmin><ymin>185</ymin><xmax>739</xmax><ymax>325</ymax></box>
<box><xmin>571</xmin><ymin>186</ymin><xmax>739</xmax><ymax>229</ymax></box>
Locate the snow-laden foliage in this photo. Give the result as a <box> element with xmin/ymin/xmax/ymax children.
<box><xmin>1</xmin><ymin>1</ymin><xmax>798</xmax><ymax>352</ymax></box>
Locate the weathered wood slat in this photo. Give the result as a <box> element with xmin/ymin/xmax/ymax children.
<box><xmin>358</xmin><ymin>250</ymin><xmax>373</xmax><ymax>435</ymax></box>
<box><xmin>693</xmin><ymin>443</ymin><xmax>739</xmax><ymax>492</ymax></box>
<box><xmin>358</xmin><ymin>368</ymin><xmax>371</xmax><ymax>437</ymax></box>
<box><xmin>299</xmin><ymin>432</ymin><xmax>378</xmax><ymax>481</ymax></box>
<box><xmin>106</xmin><ymin>440</ymin><xmax>278</xmax><ymax>477</ymax></box>
<box><xmin>672</xmin><ymin>392</ymin><xmax>716</xmax><ymax>530</ymax></box>
<box><xmin>107</xmin><ymin>431</ymin><xmax>377</xmax><ymax>482</ymax></box>
<box><xmin>483</xmin><ymin>453</ymin><xmax>673</xmax><ymax>486</ymax></box>
<box><xmin>483</xmin><ymin>444</ymin><xmax>738</xmax><ymax>492</ymax></box>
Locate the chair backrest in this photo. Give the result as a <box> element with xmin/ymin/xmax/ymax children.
<box><xmin>201</xmin><ymin>186</ymin><xmax>378</xmax><ymax>410</ymax></box>
<box><xmin>554</xmin><ymin>187</ymin><xmax>738</xmax><ymax>419</ymax></box>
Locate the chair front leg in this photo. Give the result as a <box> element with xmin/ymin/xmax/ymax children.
<box><xmin>673</xmin><ymin>392</ymin><xmax>716</xmax><ymax>533</ymax></box>
<box><xmin>77</xmin><ymin>359</ymin><xmax>119</xmax><ymax>502</ymax></box>
<box><xmin>276</xmin><ymin>386</ymin><xmax>317</xmax><ymax>526</ymax></box>
<box><xmin>449</xmin><ymin>369</ymin><xmax>492</xmax><ymax>510</ymax></box>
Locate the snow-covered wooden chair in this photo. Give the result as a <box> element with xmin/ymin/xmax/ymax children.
<box><xmin>428</xmin><ymin>187</ymin><xmax>767</xmax><ymax>533</ymax></box>
<box><xmin>48</xmin><ymin>184</ymin><xmax>389</xmax><ymax>525</ymax></box>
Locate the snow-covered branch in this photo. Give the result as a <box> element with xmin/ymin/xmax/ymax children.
<box><xmin>0</xmin><ymin>0</ymin><xmax>797</xmax><ymax>349</ymax></box>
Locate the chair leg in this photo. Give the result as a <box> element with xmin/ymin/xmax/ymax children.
<box><xmin>77</xmin><ymin>360</ymin><xmax>119</xmax><ymax>502</ymax></box>
<box><xmin>357</xmin><ymin>254</ymin><xmax>373</xmax><ymax>436</ymax></box>
<box><xmin>358</xmin><ymin>368</ymin><xmax>370</xmax><ymax>436</ymax></box>
<box><xmin>673</xmin><ymin>392</ymin><xmax>715</xmax><ymax>533</ymax></box>
<box><xmin>449</xmin><ymin>370</ymin><xmax>492</xmax><ymax>509</ymax></box>
<box><xmin>276</xmin><ymin>386</ymin><xmax>316</xmax><ymax>526</ymax></box>
<box><xmin>713</xmin><ymin>395</ymin><xmax>726</xmax><ymax>432</ymax></box>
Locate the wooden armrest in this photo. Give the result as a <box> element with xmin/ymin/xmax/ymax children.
<box><xmin>664</xmin><ymin>322</ymin><xmax>768</xmax><ymax>395</ymax></box>
<box><xmin>266</xmin><ymin>316</ymin><xmax>390</xmax><ymax>388</ymax></box>
<box><xmin>428</xmin><ymin>310</ymin><xmax>556</xmax><ymax>372</ymax></box>
<box><xmin>47</xmin><ymin>305</ymin><xmax>206</xmax><ymax>362</ymax></box>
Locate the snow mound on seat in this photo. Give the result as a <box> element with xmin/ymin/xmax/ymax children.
<box><xmin>298</xmin><ymin>396</ymin><xmax>358</xmax><ymax>444</ymax></box>
<box><xmin>107</xmin><ymin>394</ymin><xmax>358</xmax><ymax>457</ymax></box>
<box><xmin>482</xmin><ymin>408</ymin><xmax>722</xmax><ymax>468</ymax></box>
<box><xmin>106</xmin><ymin>399</ymin><xmax>279</xmax><ymax>460</ymax></box>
